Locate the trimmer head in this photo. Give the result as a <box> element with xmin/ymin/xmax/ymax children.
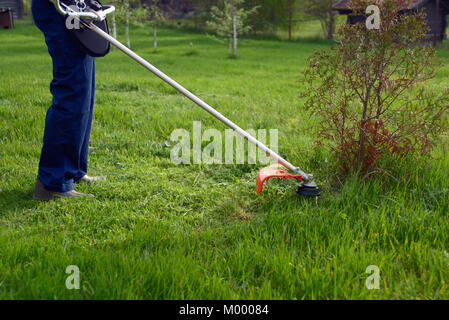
<box><xmin>296</xmin><ymin>181</ymin><xmax>321</xmax><ymax>197</ymax></box>
<box><xmin>256</xmin><ymin>163</ymin><xmax>320</xmax><ymax>197</ymax></box>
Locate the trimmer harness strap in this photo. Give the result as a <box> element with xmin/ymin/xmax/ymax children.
<box><xmin>61</xmin><ymin>0</ymin><xmax>110</xmax><ymax>57</ymax></box>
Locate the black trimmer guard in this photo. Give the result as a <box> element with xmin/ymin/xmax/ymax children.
<box><xmin>296</xmin><ymin>184</ymin><xmax>321</xmax><ymax>197</ymax></box>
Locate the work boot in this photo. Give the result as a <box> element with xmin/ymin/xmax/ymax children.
<box><xmin>75</xmin><ymin>175</ymin><xmax>106</xmax><ymax>184</ymax></box>
<box><xmin>33</xmin><ymin>178</ymin><xmax>94</xmax><ymax>201</ymax></box>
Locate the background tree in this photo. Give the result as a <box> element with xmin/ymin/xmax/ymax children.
<box><xmin>190</xmin><ymin>0</ymin><xmax>212</xmax><ymax>30</ymax></box>
<box><xmin>125</xmin><ymin>0</ymin><xmax>131</xmax><ymax>48</ymax></box>
<box><xmin>252</xmin><ymin>0</ymin><xmax>257</xmax><ymax>35</ymax></box>
<box><xmin>146</xmin><ymin>0</ymin><xmax>166</xmax><ymax>51</ymax></box>
<box><xmin>114</xmin><ymin>0</ymin><xmax>133</xmax><ymax>48</ymax></box>
<box><xmin>302</xmin><ymin>0</ymin><xmax>449</xmax><ymax>178</ymax></box>
<box><xmin>303</xmin><ymin>0</ymin><xmax>335</xmax><ymax>39</ymax></box>
<box><xmin>114</xmin><ymin>0</ymin><xmax>151</xmax><ymax>49</ymax></box>
<box><xmin>327</xmin><ymin>0</ymin><xmax>334</xmax><ymax>40</ymax></box>
<box><xmin>288</xmin><ymin>0</ymin><xmax>293</xmax><ymax>40</ymax></box>
<box><xmin>249</xmin><ymin>0</ymin><xmax>298</xmax><ymax>37</ymax></box>
<box><xmin>207</xmin><ymin>0</ymin><xmax>258</xmax><ymax>56</ymax></box>
<box><xmin>110</xmin><ymin>0</ymin><xmax>118</xmax><ymax>49</ymax></box>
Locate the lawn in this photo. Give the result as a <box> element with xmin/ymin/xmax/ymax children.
<box><xmin>0</xmin><ymin>19</ymin><xmax>448</xmax><ymax>300</ymax></box>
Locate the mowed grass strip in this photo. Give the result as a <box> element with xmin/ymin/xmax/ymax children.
<box><xmin>0</xmin><ymin>19</ymin><xmax>448</xmax><ymax>299</ymax></box>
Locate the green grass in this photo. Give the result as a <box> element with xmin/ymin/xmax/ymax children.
<box><xmin>1</xmin><ymin>19</ymin><xmax>449</xmax><ymax>300</ymax></box>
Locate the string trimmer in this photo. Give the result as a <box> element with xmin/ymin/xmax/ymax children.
<box><xmin>51</xmin><ymin>0</ymin><xmax>320</xmax><ymax>197</ymax></box>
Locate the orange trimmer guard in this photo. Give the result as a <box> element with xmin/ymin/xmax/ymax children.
<box><xmin>256</xmin><ymin>164</ymin><xmax>302</xmax><ymax>193</ymax></box>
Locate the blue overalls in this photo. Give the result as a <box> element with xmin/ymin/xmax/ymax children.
<box><xmin>32</xmin><ymin>0</ymin><xmax>95</xmax><ymax>192</ymax></box>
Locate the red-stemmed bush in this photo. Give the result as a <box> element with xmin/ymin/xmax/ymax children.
<box><xmin>302</xmin><ymin>0</ymin><xmax>449</xmax><ymax>178</ymax></box>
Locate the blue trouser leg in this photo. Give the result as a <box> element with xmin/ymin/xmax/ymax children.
<box><xmin>32</xmin><ymin>0</ymin><xmax>95</xmax><ymax>192</ymax></box>
<box><xmin>78</xmin><ymin>68</ymin><xmax>95</xmax><ymax>179</ymax></box>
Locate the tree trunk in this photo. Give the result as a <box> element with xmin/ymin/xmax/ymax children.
<box><xmin>288</xmin><ymin>0</ymin><xmax>292</xmax><ymax>41</ymax></box>
<box><xmin>233</xmin><ymin>15</ymin><xmax>237</xmax><ymax>56</ymax></box>
<box><xmin>194</xmin><ymin>4</ymin><xmax>198</xmax><ymax>29</ymax></box>
<box><xmin>328</xmin><ymin>0</ymin><xmax>334</xmax><ymax>40</ymax></box>
<box><xmin>357</xmin><ymin>95</ymin><xmax>370</xmax><ymax>172</ymax></box>
<box><xmin>112</xmin><ymin>13</ymin><xmax>117</xmax><ymax>39</ymax></box>
<box><xmin>434</xmin><ymin>0</ymin><xmax>440</xmax><ymax>47</ymax></box>
<box><xmin>125</xmin><ymin>0</ymin><xmax>130</xmax><ymax>49</ymax></box>
<box><xmin>253</xmin><ymin>0</ymin><xmax>257</xmax><ymax>36</ymax></box>
<box><xmin>111</xmin><ymin>8</ymin><xmax>117</xmax><ymax>50</ymax></box>
<box><xmin>154</xmin><ymin>23</ymin><xmax>157</xmax><ymax>51</ymax></box>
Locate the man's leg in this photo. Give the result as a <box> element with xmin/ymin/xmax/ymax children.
<box><xmin>74</xmin><ymin>65</ymin><xmax>106</xmax><ymax>184</ymax></box>
<box><xmin>32</xmin><ymin>0</ymin><xmax>96</xmax><ymax>194</ymax></box>
<box><xmin>74</xmin><ymin>62</ymin><xmax>95</xmax><ymax>182</ymax></box>
<box><xmin>38</xmin><ymin>48</ymin><xmax>95</xmax><ymax>192</ymax></box>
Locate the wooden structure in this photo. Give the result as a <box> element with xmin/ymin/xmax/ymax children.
<box><xmin>0</xmin><ymin>8</ymin><xmax>13</xmax><ymax>28</ymax></box>
<box><xmin>0</xmin><ymin>0</ymin><xmax>23</xmax><ymax>19</ymax></box>
<box><xmin>333</xmin><ymin>0</ymin><xmax>449</xmax><ymax>43</ymax></box>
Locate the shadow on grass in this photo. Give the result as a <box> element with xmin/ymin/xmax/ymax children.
<box><xmin>0</xmin><ymin>187</ymin><xmax>40</xmax><ymax>214</ymax></box>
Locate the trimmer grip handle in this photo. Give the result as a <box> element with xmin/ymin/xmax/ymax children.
<box><xmin>51</xmin><ymin>0</ymin><xmax>115</xmax><ymax>21</ymax></box>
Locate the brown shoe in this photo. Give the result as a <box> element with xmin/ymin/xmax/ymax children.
<box><xmin>33</xmin><ymin>178</ymin><xmax>94</xmax><ymax>201</ymax></box>
<box><xmin>75</xmin><ymin>175</ymin><xmax>106</xmax><ymax>184</ymax></box>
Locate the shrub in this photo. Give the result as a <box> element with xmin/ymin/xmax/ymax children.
<box><xmin>302</xmin><ymin>0</ymin><xmax>449</xmax><ymax>178</ymax></box>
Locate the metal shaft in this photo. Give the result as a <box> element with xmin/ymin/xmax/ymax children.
<box><xmin>88</xmin><ymin>23</ymin><xmax>309</xmax><ymax>179</ymax></box>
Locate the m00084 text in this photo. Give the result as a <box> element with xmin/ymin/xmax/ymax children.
<box><xmin>223</xmin><ymin>304</ymin><xmax>269</xmax><ymax>315</ymax></box>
